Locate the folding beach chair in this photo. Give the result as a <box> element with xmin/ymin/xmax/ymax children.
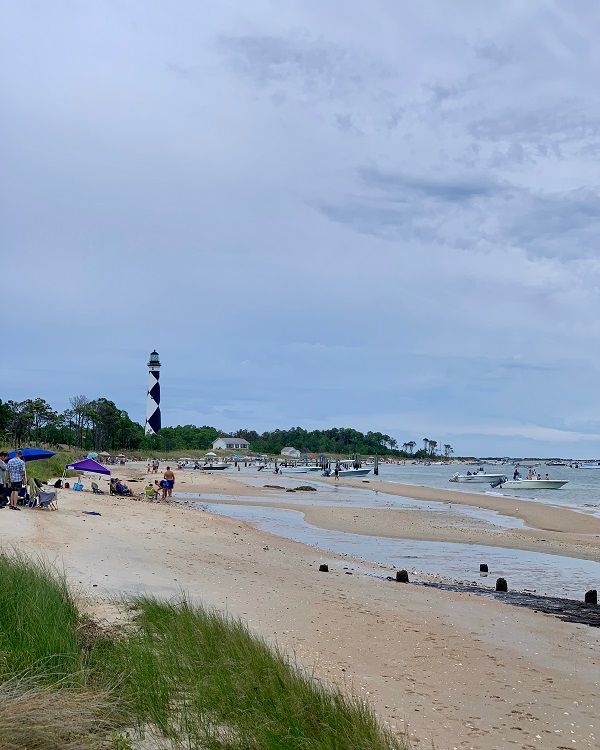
<box><xmin>36</xmin><ymin>488</ymin><xmax>58</xmax><ymax>510</ymax></box>
<box><xmin>91</xmin><ymin>482</ymin><xmax>104</xmax><ymax>495</ymax></box>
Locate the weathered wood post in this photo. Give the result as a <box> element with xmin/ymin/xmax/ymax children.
<box><xmin>495</xmin><ymin>577</ymin><xmax>508</xmax><ymax>592</ymax></box>
<box><xmin>319</xmin><ymin>564</ymin><xmax>329</xmax><ymax>572</ymax></box>
<box><xmin>396</xmin><ymin>569</ymin><xmax>409</xmax><ymax>583</ymax></box>
<box><xmin>374</xmin><ymin>455</ymin><xmax>379</xmax><ymax>476</ymax></box>
<box><xmin>584</xmin><ymin>589</ymin><xmax>597</xmax><ymax>604</ymax></box>
<box><xmin>480</xmin><ymin>563</ymin><xmax>488</xmax><ymax>572</ymax></box>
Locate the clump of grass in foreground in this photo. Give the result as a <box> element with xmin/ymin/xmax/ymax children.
<box><xmin>0</xmin><ymin>552</ymin><xmax>410</xmax><ymax>749</ymax></box>
<box><xmin>96</xmin><ymin>596</ymin><xmax>406</xmax><ymax>750</ymax></box>
<box><xmin>0</xmin><ymin>551</ymin><xmax>82</xmax><ymax>680</ymax></box>
<box><xmin>0</xmin><ymin>675</ymin><xmax>114</xmax><ymax>750</ymax></box>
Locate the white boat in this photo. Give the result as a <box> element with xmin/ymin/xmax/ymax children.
<box><xmin>326</xmin><ymin>461</ymin><xmax>371</xmax><ymax>478</ymax></box>
<box><xmin>277</xmin><ymin>466</ymin><xmax>309</xmax><ymax>474</ymax></box>
<box><xmin>449</xmin><ymin>471</ymin><xmax>506</xmax><ymax>484</ymax></box>
<box><xmin>570</xmin><ymin>462</ymin><xmax>600</xmax><ymax>469</ymax></box>
<box><xmin>497</xmin><ymin>478</ymin><xmax>568</xmax><ymax>490</ymax></box>
<box><xmin>201</xmin><ymin>462</ymin><xmax>229</xmax><ymax>471</ymax></box>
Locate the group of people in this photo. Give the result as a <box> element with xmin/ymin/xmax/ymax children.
<box><xmin>147</xmin><ymin>459</ymin><xmax>161</xmax><ymax>474</ymax></box>
<box><xmin>145</xmin><ymin>466</ymin><xmax>175</xmax><ymax>501</ymax></box>
<box><xmin>513</xmin><ymin>468</ymin><xmax>550</xmax><ymax>481</ymax></box>
<box><xmin>0</xmin><ymin>449</ymin><xmax>26</xmax><ymax>510</ymax></box>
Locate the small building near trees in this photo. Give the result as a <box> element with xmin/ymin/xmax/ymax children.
<box><xmin>212</xmin><ymin>436</ymin><xmax>250</xmax><ymax>451</ymax></box>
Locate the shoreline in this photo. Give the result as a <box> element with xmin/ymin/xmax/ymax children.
<box><xmin>171</xmin><ymin>468</ymin><xmax>600</xmax><ymax>562</ymax></box>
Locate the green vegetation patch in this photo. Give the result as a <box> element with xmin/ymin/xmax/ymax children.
<box><xmin>0</xmin><ymin>552</ymin><xmax>81</xmax><ymax>679</ymax></box>
<box><xmin>0</xmin><ymin>553</ymin><xmax>408</xmax><ymax>750</ymax></box>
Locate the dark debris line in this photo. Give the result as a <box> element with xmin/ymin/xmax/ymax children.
<box><xmin>415</xmin><ymin>581</ymin><xmax>600</xmax><ymax>627</ymax></box>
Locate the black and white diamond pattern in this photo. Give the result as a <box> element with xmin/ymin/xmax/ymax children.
<box><xmin>145</xmin><ymin>370</ymin><xmax>161</xmax><ymax>434</ymax></box>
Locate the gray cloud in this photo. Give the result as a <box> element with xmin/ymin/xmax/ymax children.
<box><xmin>2</xmin><ymin>1</ymin><xmax>600</xmax><ymax>457</ymax></box>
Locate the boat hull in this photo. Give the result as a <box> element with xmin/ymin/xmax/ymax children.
<box><xmin>449</xmin><ymin>473</ymin><xmax>506</xmax><ymax>484</ymax></box>
<box><xmin>336</xmin><ymin>468</ymin><xmax>371</xmax><ymax>477</ymax></box>
<box><xmin>499</xmin><ymin>479</ymin><xmax>568</xmax><ymax>490</ymax></box>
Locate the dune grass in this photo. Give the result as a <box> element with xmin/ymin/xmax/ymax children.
<box><xmin>0</xmin><ymin>552</ymin><xmax>409</xmax><ymax>750</ymax></box>
<box><xmin>95</xmin><ymin>596</ymin><xmax>403</xmax><ymax>750</ymax></box>
<box><xmin>0</xmin><ymin>551</ymin><xmax>82</xmax><ymax>680</ymax></box>
<box><xmin>0</xmin><ymin>675</ymin><xmax>115</xmax><ymax>750</ymax></box>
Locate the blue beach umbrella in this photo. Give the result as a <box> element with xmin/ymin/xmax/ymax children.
<box><xmin>87</xmin><ymin>452</ymin><xmax>99</xmax><ymax>459</ymax></box>
<box><xmin>8</xmin><ymin>448</ymin><xmax>56</xmax><ymax>462</ymax></box>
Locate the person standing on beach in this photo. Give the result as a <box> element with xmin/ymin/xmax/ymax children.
<box><xmin>334</xmin><ymin>465</ymin><xmax>339</xmax><ymax>481</ymax></box>
<box><xmin>163</xmin><ymin>466</ymin><xmax>175</xmax><ymax>497</ymax></box>
<box><xmin>7</xmin><ymin>450</ymin><xmax>26</xmax><ymax>511</ymax></box>
<box><xmin>0</xmin><ymin>451</ymin><xmax>8</xmax><ymax>508</ymax></box>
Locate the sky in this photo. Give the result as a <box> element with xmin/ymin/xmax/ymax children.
<box><xmin>2</xmin><ymin>1</ymin><xmax>600</xmax><ymax>458</ymax></box>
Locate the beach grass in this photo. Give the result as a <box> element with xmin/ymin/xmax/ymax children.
<box><xmin>95</xmin><ymin>595</ymin><xmax>404</xmax><ymax>749</ymax></box>
<box><xmin>0</xmin><ymin>552</ymin><xmax>409</xmax><ymax>749</ymax></box>
<box><xmin>0</xmin><ymin>551</ymin><xmax>82</xmax><ymax>680</ymax></box>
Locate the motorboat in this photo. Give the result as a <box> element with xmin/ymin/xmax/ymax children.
<box><xmin>570</xmin><ymin>461</ymin><xmax>600</xmax><ymax>469</ymax></box>
<box><xmin>201</xmin><ymin>462</ymin><xmax>229</xmax><ymax>471</ymax></box>
<box><xmin>449</xmin><ymin>470</ymin><xmax>507</xmax><ymax>484</ymax></box>
<box><xmin>496</xmin><ymin>477</ymin><xmax>568</xmax><ymax>490</ymax></box>
<box><xmin>324</xmin><ymin>461</ymin><xmax>371</xmax><ymax>478</ymax></box>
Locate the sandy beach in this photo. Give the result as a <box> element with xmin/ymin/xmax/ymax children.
<box><xmin>2</xmin><ymin>464</ymin><xmax>598</xmax><ymax>749</ymax></box>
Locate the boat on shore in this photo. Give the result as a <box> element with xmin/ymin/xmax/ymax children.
<box><xmin>450</xmin><ymin>470</ymin><xmax>506</xmax><ymax>484</ymax></box>
<box><xmin>201</xmin><ymin>462</ymin><xmax>229</xmax><ymax>471</ymax></box>
<box><xmin>496</xmin><ymin>477</ymin><xmax>568</xmax><ymax>490</ymax></box>
<box><xmin>325</xmin><ymin>460</ymin><xmax>371</xmax><ymax>478</ymax></box>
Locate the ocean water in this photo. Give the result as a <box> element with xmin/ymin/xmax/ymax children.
<box><xmin>175</xmin><ymin>464</ymin><xmax>600</xmax><ymax>598</ymax></box>
<box><xmin>232</xmin><ymin>462</ymin><xmax>600</xmax><ymax>516</ymax></box>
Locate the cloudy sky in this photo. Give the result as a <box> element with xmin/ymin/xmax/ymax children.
<box><xmin>2</xmin><ymin>1</ymin><xmax>600</xmax><ymax>457</ymax></box>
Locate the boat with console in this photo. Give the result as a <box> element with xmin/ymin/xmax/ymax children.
<box><xmin>201</xmin><ymin>462</ymin><xmax>229</xmax><ymax>471</ymax></box>
<box><xmin>323</xmin><ymin>460</ymin><xmax>371</xmax><ymax>478</ymax></box>
<box><xmin>449</xmin><ymin>470</ymin><xmax>507</xmax><ymax>484</ymax></box>
<box><xmin>495</xmin><ymin>477</ymin><xmax>568</xmax><ymax>490</ymax></box>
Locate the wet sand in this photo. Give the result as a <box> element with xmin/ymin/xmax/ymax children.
<box><xmin>2</xmin><ymin>464</ymin><xmax>598</xmax><ymax>749</ymax></box>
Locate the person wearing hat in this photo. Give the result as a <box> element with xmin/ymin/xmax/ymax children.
<box><xmin>7</xmin><ymin>450</ymin><xmax>26</xmax><ymax>510</ymax></box>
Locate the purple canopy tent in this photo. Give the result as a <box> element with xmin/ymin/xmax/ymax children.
<box><xmin>63</xmin><ymin>457</ymin><xmax>111</xmax><ymax>491</ymax></box>
<box><xmin>66</xmin><ymin>458</ymin><xmax>111</xmax><ymax>475</ymax></box>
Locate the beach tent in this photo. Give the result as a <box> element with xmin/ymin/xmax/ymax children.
<box><xmin>205</xmin><ymin>452</ymin><xmax>217</xmax><ymax>457</ymax></box>
<box><xmin>66</xmin><ymin>458</ymin><xmax>111</xmax><ymax>475</ymax></box>
<box><xmin>63</xmin><ymin>457</ymin><xmax>111</xmax><ymax>490</ymax></box>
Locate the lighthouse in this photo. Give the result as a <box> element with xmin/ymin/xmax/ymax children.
<box><xmin>145</xmin><ymin>350</ymin><xmax>161</xmax><ymax>435</ymax></box>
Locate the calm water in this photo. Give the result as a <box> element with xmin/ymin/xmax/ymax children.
<box><xmin>192</xmin><ymin>501</ymin><xmax>600</xmax><ymax>600</ymax></box>
<box><xmin>231</xmin><ymin>462</ymin><xmax>600</xmax><ymax>517</ymax></box>
<box><xmin>173</xmin><ymin>462</ymin><xmax>600</xmax><ymax>598</ymax></box>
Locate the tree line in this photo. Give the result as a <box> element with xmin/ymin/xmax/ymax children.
<box><xmin>0</xmin><ymin>397</ymin><xmax>453</xmax><ymax>458</ymax></box>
